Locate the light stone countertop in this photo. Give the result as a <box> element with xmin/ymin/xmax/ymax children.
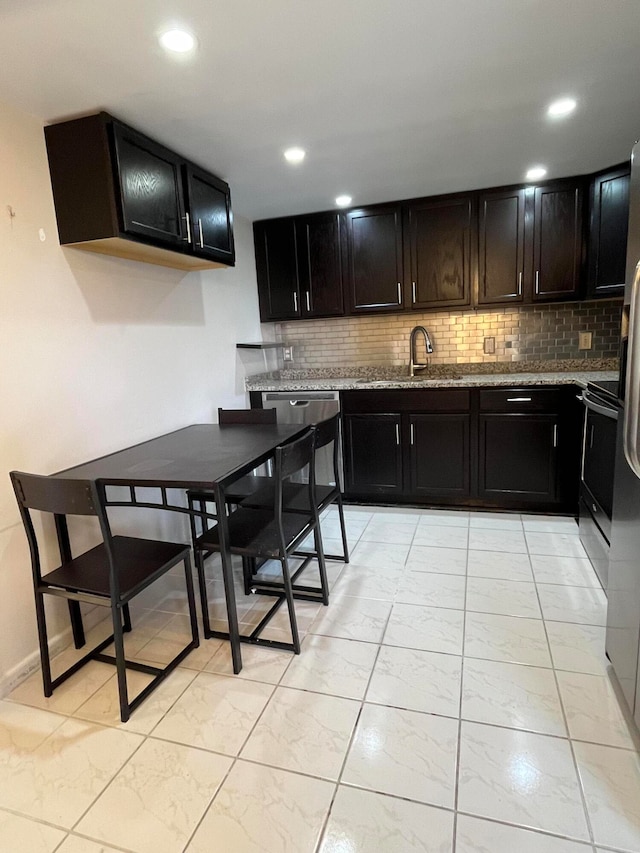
<box><xmin>246</xmin><ymin>371</ymin><xmax>619</xmax><ymax>392</ymax></box>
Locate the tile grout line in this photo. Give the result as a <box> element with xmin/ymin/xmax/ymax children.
<box><xmin>452</xmin><ymin>523</ymin><xmax>471</xmax><ymax>852</ymax></box>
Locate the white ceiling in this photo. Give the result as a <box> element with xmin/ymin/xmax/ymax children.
<box><xmin>1</xmin><ymin>0</ymin><xmax>639</xmax><ymax>220</ymax></box>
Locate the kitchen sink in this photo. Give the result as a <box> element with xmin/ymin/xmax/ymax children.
<box><xmin>356</xmin><ymin>373</ymin><xmax>461</xmax><ymax>385</ymax></box>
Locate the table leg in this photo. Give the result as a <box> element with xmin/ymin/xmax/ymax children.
<box><xmin>214</xmin><ymin>484</ymin><xmax>243</xmax><ymax>673</ymax></box>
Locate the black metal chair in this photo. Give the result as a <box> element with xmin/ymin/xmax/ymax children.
<box><xmin>10</xmin><ymin>471</ymin><xmax>199</xmax><ymax>723</ymax></box>
<box><xmin>241</xmin><ymin>413</ymin><xmax>349</xmax><ymax>564</ymax></box>
<box><xmin>193</xmin><ymin>429</ymin><xmax>328</xmax><ymax>654</ymax></box>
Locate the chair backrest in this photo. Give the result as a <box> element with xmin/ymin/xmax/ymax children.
<box><xmin>276</xmin><ymin>428</ymin><xmax>314</xmax><ymax>482</ymax></box>
<box><xmin>218</xmin><ymin>407</ymin><xmax>277</xmax><ymax>425</ymax></box>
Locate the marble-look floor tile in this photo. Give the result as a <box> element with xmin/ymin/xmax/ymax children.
<box><xmin>360</xmin><ymin>520</ymin><xmax>417</xmax><ymax>545</ymax></box>
<box><xmin>332</xmin><ymin>563</ymin><xmax>402</xmax><ymax>600</ymax></box>
<box><xmin>468</xmin><ymin>529</ymin><xmax>527</xmax><ymax>554</ymax></box>
<box><xmin>0</xmin><ymin>717</ymin><xmax>142</xmax><ymax>827</ymax></box>
<box><xmin>418</xmin><ymin>509</ymin><xmax>470</xmax><ymax>527</ymax></box>
<box><xmin>458</xmin><ymin>721</ymin><xmax>589</xmax><ymax>840</ymax></box>
<box><xmin>465</xmin><ymin>577</ymin><xmax>541</xmax><ymax>618</ymax></box>
<box><xmin>469</xmin><ymin>515</ymin><xmax>523</xmax><ymax>531</ymax></box>
<box><xmin>241</xmin><ymin>686</ymin><xmax>360</xmax><ymax>781</ymax></box>
<box><xmin>455</xmin><ymin>814</ymin><xmax>591</xmax><ymax>853</ymax></box>
<box><xmin>0</xmin><ymin>700</ymin><xmax>66</xmax><ymax>752</ymax></box>
<box><xmin>545</xmin><ymin>622</ymin><xmax>608</xmax><ymax>675</ymax></box>
<box><xmin>73</xmin><ymin>667</ymin><xmax>195</xmax><ymax>734</ymax></box>
<box><xmin>203</xmin><ymin>642</ymin><xmax>293</xmax><ymax>685</ymax></box>
<box><xmin>525</xmin><ymin>531</ymin><xmax>586</xmax><ymax>558</ymax></box>
<box><xmin>0</xmin><ymin>808</ymin><xmax>65</xmax><ymax>852</ymax></box>
<box><xmin>383</xmin><ymin>603</ymin><xmax>464</xmax><ymax>655</ymax></box>
<box><xmin>395</xmin><ymin>572</ymin><xmax>466</xmax><ymax>610</ymax></box>
<box><xmin>557</xmin><ymin>670</ymin><xmax>637</xmax><ymax>749</ymax></box>
<box><xmin>405</xmin><ymin>544</ymin><xmax>468</xmax><ymax>575</ymax></box>
<box><xmin>574</xmin><ymin>740</ymin><xmax>640</xmax><ymax>852</ymax></box>
<box><xmin>56</xmin><ymin>837</ymin><xmax>124</xmax><ymax>853</ymax></box>
<box><xmin>466</xmin><ymin>549</ymin><xmax>533</xmax><ymax>582</ymax></box>
<box><xmin>348</xmin><ymin>540</ymin><xmax>410</xmax><ymax>568</ymax></box>
<box><xmin>281</xmin><ymin>634</ymin><xmax>378</xmax><ymax>699</ymax></box>
<box><xmin>522</xmin><ymin>515</ymin><xmax>579</xmax><ymax>534</ymax></box>
<box><xmin>413</xmin><ymin>524</ymin><xmax>469</xmax><ymax>549</ymax></box>
<box><xmin>464</xmin><ymin>612</ymin><xmax>552</xmax><ymax>667</ymax></box>
<box><xmin>366</xmin><ymin>510</ymin><xmax>423</xmax><ymax>524</ymax></box>
<box><xmin>342</xmin><ymin>703</ymin><xmax>458</xmax><ymax>807</ymax></box>
<box><xmin>77</xmin><ymin>738</ymin><xmax>232</xmax><ymax>853</ymax></box>
<box><xmin>187</xmin><ymin>761</ymin><xmax>333</xmax><ymax>853</ymax></box>
<box><xmin>537</xmin><ymin>584</ymin><xmax>607</xmax><ymax>626</ymax></box>
<box><xmin>531</xmin><ymin>554</ymin><xmax>600</xmax><ymax>587</ymax></box>
<box><xmin>321</xmin><ymin>517</ymin><xmax>367</xmax><ymax>545</ymax></box>
<box><xmin>319</xmin><ymin>786</ymin><xmax>454</xmax><ymax>853</ymax></box>
<box><xmin>310</xmin><ymin>594</ymin><xmax>392</xmax><ymax>643</ymax></box>
<box><xmin>7</xmin><ymin>661</ymin><xmax>114</xmax><ymax>716</ymax></box>
<box><xmin>151</xmin><ymin>672</ymin><xmax>273</xmax><ymax>755</ymax></box>
<box><xmin>462</xmin><ymin>658</ymin><xmax>566</xmax><ymax>735</ymax></box>
<box><xmin>366</xmin><ymin>645</ymin><xmax>461</xmax><ymax>717</ymax></box>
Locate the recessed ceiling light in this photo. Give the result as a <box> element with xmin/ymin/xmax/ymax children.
<box><xmin>284</xmin><ymin>147</ymin><xmax>306</xmax><ymax>164</ymax></box>
<box><xmin>335</xmin><ymin>195</ymin><xmax>352</xmax><ymax>207</ymax></box>
<box><xmin>526</xmin><ymin>166</ymin><xmax>547</xmax><ymax>181</ymax></box>
<box><xmin>547</xmin><ymin>97</ymin><xmax>577</xmax><ymax>118</ymax></box>
<box><xmin>159</xmin><ymin>29</ymin><xmax>196</xmax><ymax>53</ymax></box>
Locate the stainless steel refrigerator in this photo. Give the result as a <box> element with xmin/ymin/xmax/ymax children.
<box><xmin>607</xmin><ymin>140</ymin><xmax>640</xmax><ymax>728</ymax></box>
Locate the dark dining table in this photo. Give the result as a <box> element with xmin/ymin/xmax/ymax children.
<box><xmin>55</xmin><ymin>422</ymin><xmax>307</xmax><ymax>673</ymax></box>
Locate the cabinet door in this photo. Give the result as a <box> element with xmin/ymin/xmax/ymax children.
<box><xmin>478</xmin><ymin>189</ymin><xmax>526</xmax><ymax>304</ymax></box>
<box><xmin>112</xmin><ymin>121</ymin><xmax>187</xmax><ymax>247</ymax></box>
<box><xmin>408</xmin><ymin>196</ymin><xmax>473</xmax><ymax>309</ymax></box>
<box><xmin>345</xmin><ymin>206</ymin><xmax>404</xmax><ymax>312</ymax></box>
<box><xmin>478</xmin><ymin>413</ymin><xmax>558</xmax><ymax>503</ymax></box>
<box><xmin>533</xmin><ymin>181</ymin><xmax>584</xmax><ymax>301</ymax></box>
<box><xmin>408</xmin><ymin>414</ymin><xmax>470</xmax><ymax>498</ymax></box>
<box><xmin>343</xmin><ymin>414</ymin><xmax>403</xmax><ymax>495</ymax></box>
<box><xmin>184</xmin><ymin>166</ymin><xmax>235</xmax><ymax>265</ymax></box>
<box><xmin>296</xmin><ymin>213</ymin><xmax>344</xmax><ymax>317</ymax></box>
<box><xmin>588</xmin><ymin>167</ymin><xmax>630</xmax><ymax>298</ymax></box>
<box><xmin>254</xmin><ymin>219</ymin><xmax>301</xmax><ymax>321</ymax></box>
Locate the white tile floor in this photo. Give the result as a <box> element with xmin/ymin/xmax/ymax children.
<box><xmin>2</xmin><ymin>505</ymin><xmax>640</xmax><ymax>852</ymax></box>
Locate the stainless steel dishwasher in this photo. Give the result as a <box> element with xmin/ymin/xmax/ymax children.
<box><xmin>261</xmin><ymin>391</ymin><xmax>342</xmax><ymax>486</ymax></box>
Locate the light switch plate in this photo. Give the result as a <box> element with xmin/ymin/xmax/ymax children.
<box><xmin>578</xmin><ymin>331</ymin><xmax>593</xmax><ymax>350</ymax></box>
<box><xmin>282</xmin><ymin>345</ymin><xmax>294</xmax><ymax>362</ymax></box>
<box><xmin>483</xmin><ymin>336</ymin><xmax>495</xmax><ymax>354</ymax></box>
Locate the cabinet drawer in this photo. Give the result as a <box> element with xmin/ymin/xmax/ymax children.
<box><xmin>479</xmin><ymin>387</ymin><xmax>565</xmax><ymax>412</ymax></box>
<box><xmin>342</xmin><ymin>388</ymin><xmax>470</xmax><ymax>414</ymax></box>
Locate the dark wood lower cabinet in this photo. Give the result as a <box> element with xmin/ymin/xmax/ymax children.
<box><xmin>341</xmin><ymin>386</ymin><xmax>581</xmax><ymax>511</ymax></box>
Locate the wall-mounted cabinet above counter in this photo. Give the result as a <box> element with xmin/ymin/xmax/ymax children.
<box><xmin>255</xmin><ymin>164</ymin><xmax>629</xmax><ymax>322</ymax></box>
<box><xmin>44</xmin><ymin>112</ymin><xmax>234</xmax><ymax>271</ymax></box>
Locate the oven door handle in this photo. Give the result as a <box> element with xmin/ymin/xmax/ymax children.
<box><xmin>580</xmin><ymin>392</ymin><xmax>619</xmax><ymax>421</ymax></box>
<box><xmin>624</xmin><ymin>260</ymin><xmax>640</xmax><ymax>478</ymax></box>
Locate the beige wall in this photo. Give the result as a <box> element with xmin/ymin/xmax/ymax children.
<box><xmin>0</xmin><ymin>99</ymin><xmax>265</xmax><ymax>693</ymax></box>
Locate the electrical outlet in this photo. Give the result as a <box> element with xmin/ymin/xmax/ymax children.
<box><xmin>578</xmin><ymin>331</ymin><xmax>593</xmax><ymax>351</ymax></box>
<box><xmin>282</xmin><ymin>345</ymin><xmax>294</xmax><ymax>362</ymax></box>
<box><xmin>483</xmin><ymin>336</ymin><xmax>495</xmax><ymax>354</ymax></box>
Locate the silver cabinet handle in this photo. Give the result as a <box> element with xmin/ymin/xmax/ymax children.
<box><xmin>306</xmin><ymin>291</ymin><xmax>311</xmax><ymax>312</ymax></box>
<box><xmin>624</xmin><ymin>261</ymin><xmax>640</xmax><ymax>478</ymax></box>
<box><xmin>535</xmin><ymin>270</ymin><xmax>540</xmax><ymax>293</ymax></box>
<box><xmin>410</xmin><ymin>423</ymin><xmax>415</xmax><ymax>445</ymax></box>
<box><xmin>198</xmin><ymin>218</ymin><xmax>204</xmax><ymax>248</ymax></box>
<box><xmin>553</xmin><ymin>423</ymin><xmax>558</xmax><ymax>448</ymax></box>
<box><xmin>518</xmin><ymin>271</ymin><xmax>522</xmax><ymax>293</ymax></box>
<box><xmin>395</xmin><ymin>423</ymin><xmax>400</xmax><ymax>445</ymax></box>
<box><xmin>184</xmin><ymin>212</ymin><xmax>192</xmax><ymax>243</ymax></box>
<box><xmin>412</xmin><ymin>281</ymin><xmax>417</xmax><ymax>303</ymax></box>
<box><xmin>507</xmin><ymin>396</ymin><xmax>532</xmax><ymax>402</ymax></box>
<box><xmin>397</xmin><ymin>282</ymin><xmax>402</xmax><ymax>304</ymax></box>
<box><xmin>293</xmin><ymin>292</ymin><xmax>298</xmax><ymax>312</ymax></box>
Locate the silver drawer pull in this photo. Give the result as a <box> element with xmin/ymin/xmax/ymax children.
<box><xmin>397</xmin><ymin>282</ymin><xmax>402</xmax><ymax>304</ymax></box>
<box><xmin>410</xmin><ymin>423</ymin><xmax>415</xmax><ymax>445</ymax></box>
<box><xmin>553</xmin><ymin>423</ymin><xmax>558</xmax><ymax>447</ymax></box>
<box><xmin>507</xmin><ymin>396</ymin><xmax>532</xmax><ymax>402</ymax></box>
<box><xmin>395</xmin><ymin>423</ymin><xmax>400</xmax><ymax>445</ymax></box>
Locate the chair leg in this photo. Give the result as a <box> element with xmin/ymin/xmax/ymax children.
<box><xmin>242</xmin><ymin>557</ymin><xmax>253</xmax><ymax>596</ymax></box>
<box><xmin>68</xmin><ymin>600</ymin><xmax>86</xmax><ymax>648</ymax></box>
<box><xmin>313</xmin><ymin>523</ymin><xmax>330</xmax><ymax>607</ymax></box>
<box><xmin>35</xmin><ymin>591</ymin><xmax>53</xmax><ymax>696</ymax></box>
<box><xmin>123</xmin><ymin>603</ymin><xmax>132</xmax><ymax>633</ymax></box>
<box><xmin>336</xmin><ymin>494</ymin><xmax>350</xmax><ymax>563</ymax></box>
<box><xmin>111</xmin><ymin>602</ymin><xmax>130</xmax><ymax>723</ymax></box>
<box><xmin>188</xmin><ymin>494</ymin><xmax>199</xmax><ymax>546</ymax></box>
<box><xmin>193</xmin><ymin>546</ymin><xmax>212</xmax><ymax>638</ymax></box>
<box><xmin>183</xmin><ymin>554</ymin><xmax>200</xmax><ymax>647</ymax></box>
<box><xmin>280</xmin><ymin>557</ymin><xmax>301</xmax><ymax>654</ymax></box>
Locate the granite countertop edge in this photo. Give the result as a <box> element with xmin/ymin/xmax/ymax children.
<box><xmin>246</xmin><ymin>371</ymin><xmax>619</xmax><ymax>392</ymax></box>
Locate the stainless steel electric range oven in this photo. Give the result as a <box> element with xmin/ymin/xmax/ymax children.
<box><xmin>578</xmin><ymin>378</ymin><xmax>621</xmax><ymax>591</ymax></box>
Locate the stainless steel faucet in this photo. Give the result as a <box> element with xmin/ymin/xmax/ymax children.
<box><xmin>409</xmin><ymin>325</ymin><xmax>434</xmax><ymax>376</ymax></box>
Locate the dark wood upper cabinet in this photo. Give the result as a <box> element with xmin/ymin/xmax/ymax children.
<box><xmin>532</xmin><ymin>180</ymin><xmax>584</xmax><ymax>301</ymax></box>
<box><xmin>295</xmin><ymin>212</ymin><xmax>344</xmax><ymax>317</ymax></box>
<box><xmin>587</xmin><ymin>165</ymin><xmax>630</xmax><ymax>299</ymax></box>
<box><xmin>407</xmin><ymin>196</ymin><xmax>474</xmax><ymax>309</ymax></box>
<box><xmin>254</xmin><ymin>218</ymin><xmax>300</xmax><ymax>321</ymax></box>
<box><xmin>344</xmin><ymin>205</ymin><xmax>404</xmax><ymax>312</ymax></box>
<box><xmin>44</xmin><ymin>112</ymin><xmax>234</xmax><ymax>271</ymax></box>
<box><xmin>183</xmin><ymin>164</ymin><xmax>235</xmax><ymax>265</ymax></box>
<box><xmin>477</xmin><ymin>188</ymin><xmax>526</xmax><ymax>305</ymax></box>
